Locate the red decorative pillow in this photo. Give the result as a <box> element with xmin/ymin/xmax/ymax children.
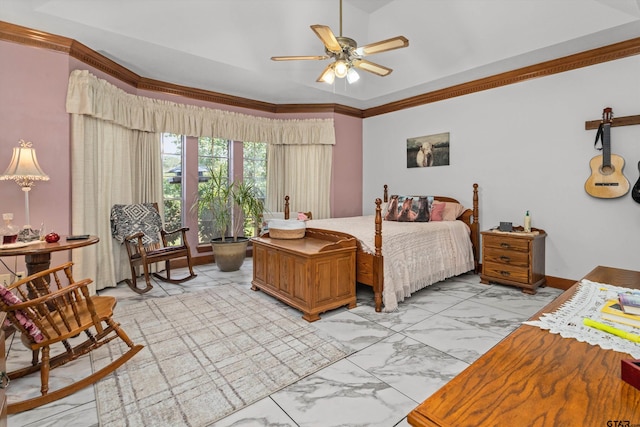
<box><xmin>429</xmin><ymin>202</ymin><xmax>446</xmax><ymax>221</ymax></box>
<box><xmin>0</xmin><ymin>285</ymin><xmax>44</xmax><ymax>343</ymax></box>
<box><xmin>432</xmin><ymin>201</ymin><xmax>465</xmax><ymax>221</ymax></box>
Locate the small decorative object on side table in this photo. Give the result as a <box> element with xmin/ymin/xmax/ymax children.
<box><xmin>480</xmin><ymin>226</ymin><xmax>546</xmax><ymax>294</ymax></box>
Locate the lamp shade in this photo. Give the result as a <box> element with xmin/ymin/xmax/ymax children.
<box><xmin>319</xmin><ymin>66</ymin><xmax>336</xmax><ymax>84</ymax></box>
<box><xmin>346</xmin><ymin>68</ymin><xmax>360</xmax><ymax>84</ymax></box>
<box><xmin>0</xmin><ymin>140</ymin><xmax>49</xmax><ymax>187</ymax></box>
<box><xmin>334</xmin><ymin>60</ymin><xmax>349</xmax><ymax>78</ymax></box>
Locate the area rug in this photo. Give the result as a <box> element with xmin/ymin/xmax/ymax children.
<box><xmin>92</xmin><ymin>284</ymin><xmax>350</xmax><ymax>426</ymax></box>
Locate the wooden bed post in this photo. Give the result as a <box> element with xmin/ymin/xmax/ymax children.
<box><xmin>284</xmin><ymin>195</ymin><xmax>290</xmax><ymax>220</ymax></box>
<box><xmin>383</xmin><ymin>185</ymin><xmax>388</xmax><ymax>203</ymax></box>
<box><xmin>472</xmin><ymin>183</ymin><xmax>479</xmax><ymax>273</ymax></box>
<box><xmin>373</xmin><ymin>198</ymin><xmax>384</xmax><ymax>312</ymax></box>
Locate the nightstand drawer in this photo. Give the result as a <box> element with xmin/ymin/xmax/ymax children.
<box><xmin>483</xmin><ymin>247</ymin><xmax>528</xmax><ymax>267</ymax></box>
<box><xmin>483</xmin><ymin>235</ymin><xmax>529</xmax><ymax>252</ymax></box>
<box><xmin>483</xmin><ymin>262</ymin><xmax>529</xmax><ymax>284</ymax></box>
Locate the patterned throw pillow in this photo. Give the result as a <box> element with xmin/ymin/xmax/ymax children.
<box><xmin>0</xmin><ymin>285</ymin><xmax>44</xmax><ymax>343</ymax></box>
<box><xmin>384</xmin><ymin>195</ymin><xmax>433</xmax><ymax>222</ymax></box>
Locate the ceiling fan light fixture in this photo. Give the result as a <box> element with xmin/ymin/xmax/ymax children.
<box><xmin>273</xmin><ymin>0</ymin><xmax>408</xmax><ymax>84</ymax></box>
<box><xmin>334</xmin><ymin>60</ymin><xmax>349</xmax><ymax>78</ymax></box>
<box><xmin>346</xmin><ymin>67</ymin><xmax>359</xmax><ymax>84</ymax></box>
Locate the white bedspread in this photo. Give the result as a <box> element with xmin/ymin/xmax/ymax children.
<box><xmin>306</xmin><ymin>216</ymin><xmax>475</xmax><ymax>312</ymax></box>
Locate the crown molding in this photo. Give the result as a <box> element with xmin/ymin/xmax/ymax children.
<box><xmin>363</xmin><ymin>37</ymin><xmax>640</xmax><ymax>118</ymax></box>
<box><xmin>2</xmin><ymin>20</ymin><xmax>640</xmax><ymax>119</ymax></box>
<box><xmin>137</xmin><ymin>76</ymin><xmax>278</xmax><ymax>112</ymax></box>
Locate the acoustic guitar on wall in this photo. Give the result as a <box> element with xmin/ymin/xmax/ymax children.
<box><xmin>584</xmin><ymin>107</ymin><xmax>630</xmax><ymax>198</ymax></box>
<box><xmin>632</xmin><ymin>161</ymin><xmax>640</xmax><ymax>203</ymax></box>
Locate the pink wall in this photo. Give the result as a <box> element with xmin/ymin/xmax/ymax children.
<box><xmin>0</xmin><ymin>41</ymin><xmax>72</xmax><ymax>269</ymax></box>
<box><xmin>332</xmin><ymin>113</ymin><xmax>363</xmax><ymax>217</ymax></box>
<box><xmin>0</xmin><ymin>39</ymin><xmax>363</xmax><ymax>272</ymax></box>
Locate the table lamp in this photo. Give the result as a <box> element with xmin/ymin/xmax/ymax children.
<box><xmin>0</xmin><ymin>140</ymin><xmax>50</xmax><ymax>241</ymax></box>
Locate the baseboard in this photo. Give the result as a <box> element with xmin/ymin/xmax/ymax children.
<box><xmin>169</xmin><ymin>254</ymin><xmax>213</xmax><ymax>269</ymax></box>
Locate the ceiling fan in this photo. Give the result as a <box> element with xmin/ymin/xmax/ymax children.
<box><xmin>271</xmin><ymin>0</ymin><xmax>409</xmax><ymax>84</ymax></box>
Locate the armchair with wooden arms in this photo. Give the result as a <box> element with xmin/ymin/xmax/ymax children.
<box><xmin>0</xmin><ymin>262</ymin><xmax>143</xmax><ymax>413</ymax></box>
<box><xmin>110</xmin><ymin>203</ymin><xmax>197</xmax><ymax>294</ymax></box>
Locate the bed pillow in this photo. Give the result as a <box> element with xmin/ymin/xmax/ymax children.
<box><xmin>429</xmin><ymin>202</ymin><xmax>446</xmax><ymax>221</ymax></box>
<box><xmin>433</xmin><ymin>200</ymin><xmax>465</xmax><ymax>221</ymax></box>
<box><xmin>384</xmin><ymin>195</ymin><xmax>433</xmax><ymax>222</ymax></box>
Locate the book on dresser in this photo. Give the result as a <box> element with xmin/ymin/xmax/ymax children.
<box><xmin>618</xmin><ymin>292</ymin><xmax>640</xmax><ymax>316</ymax></box>
<box><xmin>601</xmin><ymin>300</ymin><xmax>640</xmax><ymax>328</ymax></box>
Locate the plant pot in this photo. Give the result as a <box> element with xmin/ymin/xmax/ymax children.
<box><xmin>211</xmin><ymin>237</ymin><xmax>249</xmax><ymax>272</ymax></box>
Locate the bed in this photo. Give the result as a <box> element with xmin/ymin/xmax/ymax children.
<box><xmin>283</xmin><ymin>183</ymin><xmax>479</xmax><ymax>312</ymax></box>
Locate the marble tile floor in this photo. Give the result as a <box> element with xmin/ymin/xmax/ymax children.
<box><xmin>6</xmin><ymin>261</ymin><xmax>563</xmax><ymax>427</ymax></box>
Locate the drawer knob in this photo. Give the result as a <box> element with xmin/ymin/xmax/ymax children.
<box><xmin>499</xmin><ymin>256</ymin><xmax>511</xmax><ymax>262</ymax></box>
<box><xmin>500</xmin><ymin>271</ymin><xmax>511</xmax><ymax>277</ymax></box>
<box><xmin>500</xmin><ymin>243</ymin><xmax>511</xmax><ymax>249</ymax></box>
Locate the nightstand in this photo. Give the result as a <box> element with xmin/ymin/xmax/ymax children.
<box><xmin>480</xmin><ymin>227</ymin><xmax>546</xmax><ymax>294</ymax></box>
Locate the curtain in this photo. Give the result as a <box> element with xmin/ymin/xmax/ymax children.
<box><xmin>66</xmin><ymin>70</ymin><xmax>335</xmax><ymax>290</ymax></box>
<box><xmin>265</xmin><ymin>144</ymin><xmax>332</xmax><ymax>219</ymax></box>
<box><xmin>70</xmin><ymin>115</ymin><xmax>162</xmax><ymax>292</ymax></box>
<box><xmin>66</xmin><ymin>70</ymin><xmax>336</xmax><ymax>144</ymax></box>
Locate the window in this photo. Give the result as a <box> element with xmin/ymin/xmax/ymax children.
<box><xmin>243</xmin><ymin>141</ymin><xmax>267</xmax><ymax>236</ymax></box>
<box><xmin>197</xmin><ymin>137</ymin><xmax>230</xmax><ymax>243</ymax></box>
<box><xmin>161</xmin><ymin>133</ymin><xmax>184</xmax><ymax>244</ymax></box>
<box><xmin>161</xmin><ymin>133</ymin><xmax>267</xmax><ymax>246</ymax></box>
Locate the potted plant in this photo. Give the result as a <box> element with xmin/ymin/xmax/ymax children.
<box><xmin>194</xmin><ymin>165</ymin><xmax>264</xmax><ymax>271</ymax></box>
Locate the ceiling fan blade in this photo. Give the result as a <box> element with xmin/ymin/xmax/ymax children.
<box><xmin>311</xmin><ymin>24</ymin><xmax>342</xmax><ymax>52</ymax></box>
<box><xmin>352</xmin><ymin>59</ymin><xmax>393</xmax><ymax>76</ymax></box>
<box><xmin>357</xmin><ymin>36</ymin><xmax>409</xmax><ymax>56</ymax></box>
<box><xmin>271</xmin><ymin>55</ymin><xmax>329</xmax><ymax>61</ymax></box>
<box><xmin>316</xmin><ymin>63</ymin><xmax>335</xmax><ymax>83</ymax></box>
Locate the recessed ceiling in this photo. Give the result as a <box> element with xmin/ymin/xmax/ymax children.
<box><xmin>1</xmin><ymin>0</ymin><xmax>640</xmax><ymax>109</ymax></box>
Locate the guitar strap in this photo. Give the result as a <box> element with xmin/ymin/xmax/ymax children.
<box><xmin>594</xmin><ymin>122</ymin><xmax>604</xmax><ymax>151</ymax></box>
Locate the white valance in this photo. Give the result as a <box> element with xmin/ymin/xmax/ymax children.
<box><xmin>66</xmin><ymin>70</ymin><xmax>335</xmax><ymax>145</ymax></box>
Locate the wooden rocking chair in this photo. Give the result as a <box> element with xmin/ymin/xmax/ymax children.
<box><xmin>111</xmin><ymin>203</ymin><xmax>197</xmax><ymax>294</ymax></box>
<box><xmin>0</xmin><ymin>262</ymin><xmax>143</xmax><ymax>414</ymax></box>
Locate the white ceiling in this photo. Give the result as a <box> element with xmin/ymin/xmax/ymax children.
<box><xmin>2</xmin><ymin>0</ymin><xmax>640</xmax><ymax>109</ymax></box>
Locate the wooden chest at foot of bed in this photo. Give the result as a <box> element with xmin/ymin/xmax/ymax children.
<box><xmin>251</xmin><ymin>228</ymin><xmax>357</xmax><ymax>322</ymax></box>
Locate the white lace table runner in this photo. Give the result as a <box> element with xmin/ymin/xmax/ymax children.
<box><xmin>524</xmin><ymin>279</ymin><xmax>640</xmax><ymax>358</ymax></box>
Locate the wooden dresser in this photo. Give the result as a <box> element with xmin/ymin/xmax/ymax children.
<box><xmin>480</xmin><ymin>227</ymin><xmax>546</xmax><ymax>294</ymax></box>
<box><xmin>408</xmin><ymin>265</ymin><xmax>640</xmax><ymax>427</ymax></box>
<box><xmin>251</xmin><ymin>228</ymin><xmax>357</xmax><ymax>322</ymax></box>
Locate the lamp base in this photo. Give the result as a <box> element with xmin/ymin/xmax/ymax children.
<box><xmin>18</xmin><ymin>227</ymin><xmax>40</xmax><ymax>242</ymax></box>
